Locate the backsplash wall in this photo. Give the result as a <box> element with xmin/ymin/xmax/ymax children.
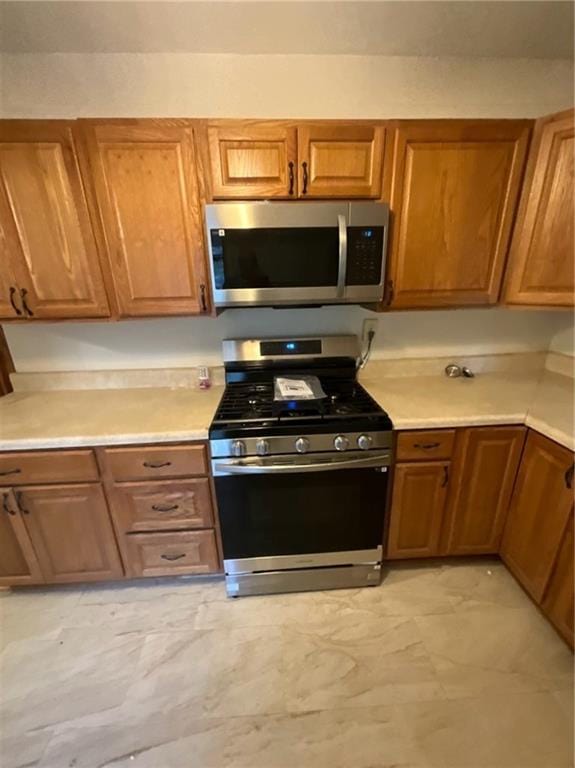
<box><xmin>3</xmin><ymin>308</ymin><xmax>572</xmax><ymax>372</ymax></box>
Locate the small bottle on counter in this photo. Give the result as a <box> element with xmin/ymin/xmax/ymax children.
<box><xmin>197</xmin><ymin>366</ymin><xmax>211</xmax><ymax>390</ymax></box>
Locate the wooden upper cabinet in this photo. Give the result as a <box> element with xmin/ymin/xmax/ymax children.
<box><xmin>387</xmin><ymin>461</ymin><xmax>450</xmax><ymax>559</ymax></box>
<box><xmin>0</xmin><ymin>121</ymin><xmax>110</xmax><ymax>319</ymax></box>
<box><xmin>207</xmin><ymin>121</ymin><xmax>297</xmax><ymax>199</ymax></box>
<box><xmin>297</xmin><ymin>124</ymin><xmax>384</xmax><ymax>198</ymax></box>
<box><xmin>504</xmin><ymin>109</ymin><xmax>574</xmax><ymax>307</ymax></box>
<box><xmin>386</xmin><ymin>120</ymin><xmax>531</xmax><ymax>308</ymax></box>
<box><xmin>442</xmin><ymin>426</ymin><xmax>526</xmax><ymax>556</ymax></box>
<box><xmin>542</xmin><ymin>512</ymin><xmax>574</xmax><ymax>648</ymax></box>
<box><xmin>501</xmin><ymin>431</ymin><xmax>574</xmax><ymax>603</ymax></box>
<box><xmin>17</xmin><ymin>483</ymin><xmax>123</xmax><ymax>583</ymax></box>
<box><xmin>84</xmin><ymin>121</ymin><xmax>209</xmax><ymax>317</ymax></box>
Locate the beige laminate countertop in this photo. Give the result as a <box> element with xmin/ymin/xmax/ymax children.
<box><xmin>0</xmin><ymin>369</ymin><xmax>572</xmax><ymax>452</ymax></box>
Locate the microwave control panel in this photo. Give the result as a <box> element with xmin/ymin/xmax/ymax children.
<box><xmin>346</xmin><ymin>227</ymin><xmax>385</xmax><ymax>286</ymax></box>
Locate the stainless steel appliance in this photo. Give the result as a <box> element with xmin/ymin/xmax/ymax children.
<box><xmin>209</xmin><ymin>335</ymin><xmax>393</xmax><ymax>597</ymax></box>
<box><xmin>204</xmin><ymin>202</ymin><xmax>389</xmax><ymax>308</ymax></box>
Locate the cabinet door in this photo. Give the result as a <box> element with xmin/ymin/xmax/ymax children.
<box><xmin>0</xmin><ymin>488</ymin><xmax>43</xmax><ymax>586</ymax></box>
<box><xmin>297</xmin><ymin>124</ymin><xmax>385</xmax><ymax>198</ymax></box>
<box><xmin>85</xmin><ymin>121</ymin><xmax>209</xmax><ymax>317</ymax></box>
<box><xmin>0</xmin><ymin>121</ymin><xmax>110</xmax><ymax>319</ymax></box>
<box><xmin>387</xmin><ymin>462</ymin><xmax>449</xmax><ymax>559</ymax></box>
<box><xmin>17</xmin><ymin>484</ymin><xmax>123</xmax><ymax>583</ymax></box>
<box><xmin>501</xmin><ymin>431</ymin><xmax>574</xmax><ymax>602</ymax></box>
<box><xmin>386</xmin><ymin>120</ymin><xmax>530</xmax><ymax>308</ymax></box>
<box><xmin>504</xmin><ymin>109</ymin><xmax>574</xmax><ymax>306</ymax></box>
<box><xmin>443</xmin><ymin>426</ymin><xmax>526</xmax><ymax>555</ymax></box>
<box><xmin>542</xmin><ymin>513</ymin><xmax>574</xmax><ymax>648</ymax></box>
<box><xmin>207</xmin><ymin>121</ymin><xmax>297</xmax><ymax>199</ymax></box>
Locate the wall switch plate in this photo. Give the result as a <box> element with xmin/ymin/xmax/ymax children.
<box><xmin>362</xmin><ymin>319</ymin><xmax>378</xmax><ymax>346</ymax></box>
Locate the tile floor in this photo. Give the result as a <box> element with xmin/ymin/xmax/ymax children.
<box><xmin>0</xmin><ymin>559</ymin><xmax>573</xmax><ymax>768</ymax></box>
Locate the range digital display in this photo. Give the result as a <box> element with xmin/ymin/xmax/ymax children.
<box><xmin>260</xmin><ymin>340</ymin><xmax>322</xmax><ymax>356</ymax></box>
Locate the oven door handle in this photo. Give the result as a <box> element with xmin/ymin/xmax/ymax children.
<box><xmin>213</xmin><ymin>453</ymin><xmax>390</xmax><ymax>475</ymax></box>
<box><xmin>337</xmin><ymin>214</ymin><xmax>348</xmax><ymax>299</ymax></box>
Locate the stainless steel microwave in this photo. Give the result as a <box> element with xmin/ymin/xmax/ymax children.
<box><xmin>204</xmin><ymin>201</ymin><xmax>389</xmax><ymax>308</ymax></box>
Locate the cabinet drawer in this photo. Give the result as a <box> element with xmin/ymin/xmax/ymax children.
<box><xmin>103</xmin><ymin>444</ymin><xmax>208</xmax><ymax>481</ymax></box>
<box><xmin>0</xmin><ymin>450</ymin><xmax>99</xmax><ymax>486</ymax></box>
<box><xmin>125</xmin><ymin>530</ymin><xmax>219</xmax><ymax>577</ymax></box>
<box><xmin>112</xmin><ymin>479</ymin><xmax>214</xmax><ymax>533</ymax></box>
<box><xmin>396</xmin><ymin>430</ymin><xmax>455</xmax><ymax>461</ymax></box>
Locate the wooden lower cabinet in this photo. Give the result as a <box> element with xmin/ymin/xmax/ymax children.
<box><xmin>500</xmin><ymin>431</ymin><xmax>574</xmax><ymax>603</ymax></box>
<box><xmin>387</xmin><ymin>461</ymin><xmax>449</xmax><ymax>558</ymax></box>
<box><xmin>0</xmin><ymin>489</ymin><xmax>43</xmax><ymax>585</ymax></box>
<box><xmin>542</xmin><ymin>513</ymin><xmax>574</xmax><ymax>648</ymax></box>
<box><xmin>17</xmin><ymin>484</ymin><xmax>123</xmax><ymax>583</ymax></box>
<box><xmin>442</xmin><ymin>426</ymin><xmax>526</xmax><ymax>555</ymax></box>
<box><xmin>124</xmin><ymin>530</ymin><xmax>219</xmax><ymax>578</ymax></box>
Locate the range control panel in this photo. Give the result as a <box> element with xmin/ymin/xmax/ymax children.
<box><xmin>346</xmin><ymin>227</ymin><xmax>385</xmax><ymax>286</ymax></box>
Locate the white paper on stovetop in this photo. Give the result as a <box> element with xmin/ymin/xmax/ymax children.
<box><xmin>274</xmin><ymin>376</ymin><xmax>326</xmax><ymax>401</ymax></box>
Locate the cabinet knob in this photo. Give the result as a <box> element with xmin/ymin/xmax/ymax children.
<box><xmin>565</xmin><ymin>463</ymin><xmax>574</xmax><ymax>490</ymax></box>
<box><xmin>301</xmin><ymin>161</ymin><xmax>309</xmax><ymax>195</ymax></box>
<box><xmin>2</xmin><ymin>493</ymin><xmax>16</xmax><ymax>517</ymax></box>
<box><xmin>20</xmin><ymin>288</ymin><xmax>34</xmax><ymax>317</ymax></box>
<box><xmin>9</xmin><ymin>287</ymin><xmax>23</xmax><ymax>317</ymax></box>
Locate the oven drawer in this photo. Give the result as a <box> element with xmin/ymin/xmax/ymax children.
<box><xmin>125</xmin><ymin>530</ymin><xmax>219</xmax><ymax>577</ymax></box>
<box><xmin>396</xmin><ymin>430</ymin><xmax>455</xmax><ymax>461</ymax></box>
<box><xmin>112</xmin><ymin>479</ymin><xmax>214</xmax><ymax>532</ymax></box>
<box><xmin>0</xmin><ymin>450</ymin><xmax>99</xmax><ymax>486</ymax></box>
<box><xmin>103</xmin><ymin>445</ymin><xmax>208</xmax><ymax>481</ymax></box>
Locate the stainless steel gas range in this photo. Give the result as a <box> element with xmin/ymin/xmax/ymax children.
<box><xmin>209</xmin><ymin>335</ymin><xmax>393</xmax><ymax>597</ymax></box>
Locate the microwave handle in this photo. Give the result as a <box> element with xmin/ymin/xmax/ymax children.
<box><xmin>337</xmin><ymin>214</ymin><xmax>348</xmax><ymax>298</ymax></box>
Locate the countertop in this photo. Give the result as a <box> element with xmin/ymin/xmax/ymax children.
<box><xmin>0</xmin><ymin>369</ymin><xmax>572</xmax><ymax>452</ymax></box>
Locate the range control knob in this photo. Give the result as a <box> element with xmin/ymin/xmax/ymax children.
<box><xmin>256</xmin><ymin>439</ymin><xmax>270</xmax><ymax>456</ymax></box>
<box><xmin>334</xmin><ymin>435</ymin><xmax>350</xmax><ymax>452</ymax></box>
<box><xmin>231</xmin><ymin>440</ymin><xmax>246</xmax><ymax>457</ymax></box>
<box><xmin>357</xmin><ymin>434</ymin><xmax>373</xmax><ymax>451</ymax></box>
<box><xmin>295</xmin><ymin>437</ymin><xmax>310</xmax><ymax>454</ymax></box>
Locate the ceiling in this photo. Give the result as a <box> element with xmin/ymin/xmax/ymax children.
<box><xmin>1</xmin><ymin>1</ymin><xmax>573</xmax><ymax>58</ymax></box>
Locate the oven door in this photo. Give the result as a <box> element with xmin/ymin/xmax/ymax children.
<box><xmin>206</xmin><ymin>202</ymin><xmax>348</xmax><ymax>307</ymax></box>
<box><xmin>212</xmin><ymin>452</ymin><xmax>390</xmax><ymax>573</ymax></box>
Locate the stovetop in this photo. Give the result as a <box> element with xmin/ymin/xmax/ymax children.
<box><xmin>210</xmin><ymin>377</ymin><xmax>392</xmax><ymax>439</ymax></box>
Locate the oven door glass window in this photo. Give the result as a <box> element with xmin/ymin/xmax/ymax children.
<box><xmin>211</xmin><ymin>227</ymin><xmax>339</xmax><ymax>290</ymax></box>
<box><xmin>215</xmin><ymin>466</ymin><xmax>387</xmax><ymax>559</ymax></box>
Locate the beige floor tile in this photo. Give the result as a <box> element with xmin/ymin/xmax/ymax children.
<box><xmin>401</xmin><ymin>690</ymin><xmax>574</xmax><ymax>767</ymax></box>
<box><xmin>0</xmin><ymin>726</ymin><xmax>54</xmax><ymax>768</ymax></box>
<box><xmin>0</xmin><ymin>586</ymin><xmax>83</xmax><ymax>649</ymax></box>
<box><xmin>283</xmin><ymin>614</ymin><xmax>446</xmax><ymax>712</ymax></box>
<box><xmin>39</xmin><ymin>705</ymin><xmax>432</xmax><ymax>768</ymax></box>
<box><xmin>415</xmin><ymin>606</ymin><xmax>574</xmax><ymax>699</ymax></box>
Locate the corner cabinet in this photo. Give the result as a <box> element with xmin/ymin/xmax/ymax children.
<box><xmin>82</xmin><ymin>121</ymin><xmax>210</xmax><ymax>317</ymax></box>
<box><xmin>385</xmin><ymin>120</ymin><xmax>531</xmax><ymax>308</ymax></box>
<box><xmin>204</xmin><ymin>120</ymin><xmax>386</xmax><ymax>199</ymax></box>
<box><xmin>504</xmin><ymin>108</ymin><xmax>574</xmax><ymax>307</ymax></box>
<box><xmin>0</xmin><ymin>121</ymin><xmax>110</xmax><ymax>319</ymax></box>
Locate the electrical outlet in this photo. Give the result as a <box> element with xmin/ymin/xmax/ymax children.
<box><xmin>362</xmin><ymin>318</ymin><xmax>378</xmax><ymax>346</ymax></box>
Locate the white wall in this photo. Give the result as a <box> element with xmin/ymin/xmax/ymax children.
<box><xmin>550</xmin><ymin>317</ymin><xmax>575</xmax><ymax>357</ymax></box>
<box><xmin>1</xmin><ymin>53</ymin><xmax>573</xmax><ymax>118</ymax></box>
<box><xmin>3</xmin><ymin>308</ymin><xmax>572</xmax><ymax>372</ymax></box>
<box><xmin>1</xmin><ymin>52</ymin><xmax>573</xmax><ymax>373</ymax></box>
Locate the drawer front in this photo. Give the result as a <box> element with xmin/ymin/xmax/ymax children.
<box><xmin>396</xmin><ymin>430</ymin><xmax>455</xmax><ymax>461</ymax></box>
<box><xmin>113</xmin><ymin>479</ymin><xmax>214</xmax><ymax>533</ymax></box>
<box><xmin>103</xmin><ymin>444</ymin><xmax>208</xmax><ymax>481</ymax></box>
<box><xmin>0</xmin><ymin>450</ymin><xmax>99</xmax><ymax>486</ymax></box>
<box><xmin>125</xmin><ymin>530</ymin><xmax>220</xmax><ymax>577</ymax></box>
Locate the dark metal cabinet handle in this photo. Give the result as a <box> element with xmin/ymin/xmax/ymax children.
<box><xmin>160</xmin><ymin>552</ymin><xmax>186</xmax><ymax>561</ymax></box>
<box><xmin>386</xmin><ymin>280</ymin><xmax>394</xmax><ymax>306</ymax></box>
<box><xmin>15</xmin><ymin>491</ymin><xmax>30</xmax><ymax>514</ymax></box>
<box><xmin>152</xmin><ymin>503</ymin><xmax>179</xmax><ymax>512</ymax></box>
<box><xmin>20</xmin><ymin>288</ymin><xmax>34</xmax><ymax>317</ymax></box>
<box><xmin>200</xmin><ymin>284</ymin><xmax>208</xmax><ymax>313</ymax></box>
<box><xmin>414</xmin><ymin>442</ymin><xmax>441</xmax><ymax>450</ymax></box>
<box><xmin>9</xmin><ymin>287</ymin><xmax>23</xmax><ymax>316</ymax></box>
<box><xmin>2</xmin><ymin>493</ymin><xmax>16</xmax><ymax>516</ymax></box>
<box><xmin>0</xmin><ymin>468</ymin><xmax>21</xmax><ymax>477</ymax></box>
<box><xmin>288</xmin><ymin>161</ymin><xmax>295</xmax><ymax>195</ymax></box>
<box><xmin>442</xmin><ymin>466</ymin><xmax>449</xmax><ymax>487</ymax></box>
<box><xmin>143</xmin><ymin>461</ymin><xmax>172</xmax><ymax>469</ymax></box>
<box><xmin>565</xmin><ymin>464</ymin><xmax>574</xmax><ymax>490</ymax></box>
<box><xmin>301</xmin><ymin>161</ymin><xmax>308</xmax><ymax>194</ymax></box>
